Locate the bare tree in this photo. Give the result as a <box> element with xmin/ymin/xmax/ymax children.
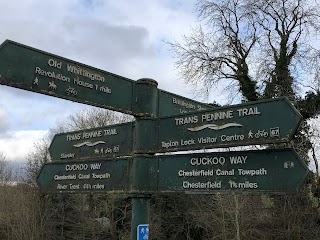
<box><xmin>23</xmin><ymin>107</ymin><xmax>132</xmax><ymax>240</ymax></box>
<box><xmin>62</xmin><ymin>107</ymin><xmax>133</xmax><ymax>132</ymax></box>
<box><xmin>169</xmin><ymin>0</ymin><xmax>320</xmax><ymax>106</ymax></box>
<box><xmin>0</xmin><ymin>152</ymin><xmax>13</xmax><ymax>184</ymax></box>
<box><xmin>168</xmin><ymin>0</ymin><xmax>259</xmax><ymax>101</ymax></box>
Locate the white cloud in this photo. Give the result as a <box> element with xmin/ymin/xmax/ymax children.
<box><xmin>0</xmin><ymin>105</ymin><xmax>11</xmax><ymax>133</ymax></box>
<box><xmin>0</xmin><ymin>130</ymin><xmax>48</xmax><ymax>162</ymax></box>
<box><xmin>0</xmin><ymin>86</ymin><xmax>86</xmax><ymax>131</ymax></box>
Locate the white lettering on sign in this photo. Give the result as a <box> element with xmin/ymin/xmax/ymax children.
<box><xmin>60</xmin><ymin>153</ymin><xmax>75</xmax><ymax>159</ymax></box>
<box><xmin>182</xmin><ymin>181</ymin><xmax>222</xmax><ymax>189</ymax></box>
<box><xmin>92</xmin><ymin>173</ymin><xmax>111</xmax><ymax>179</ymax></box>
<box><xmin>178</xmin><ymin>169</ymin><xmax>214</xmax><ymax>177</ymax></box>
<box><xmin>90</xmin><ymin>163</ymin><xmax>102</xmax><ymax>170</ymax></box>
<box><xmin>34</xmin><ymin>58</ymin><xmax>112</xmax><ymax>95</ymax></box>
<box><xmin>162</xmin><ymin>134</ymin><xmax>248</xmax><ymax>149</ymax></box>
<box><xmin>96</xmin><ymin>84</ymin><xmax>112</xmax><ymax>93</ymax></box>
<box><xmin>92</xmin><ymin>183</ymin><xmax>105</xmax><ymax>189</ymax></box>
<box><xmin>78</xmin><ymin>173</ymin><xmax>90</xmax><ymax>179</ymax></box>
<box><xmin>66</xmin><ymin>133</ymin><xmax>81</xmax><ymax>141</ymax></box>
<box><xmin>229</xmin><ymin>156</ymin><xmax>247</xmax><ymax>164</ymax></box>
<box><xmin>57</xmin><ymin>184</ymin><xmax>68</xmax><ymax>190</ymax></box>
<box><xmin>172</xmin><ymin>98</ymin><xmax>196</xmax><ymax>109</ymax></box>
<box><xmin>104</xmin><ymin>129</ymin><xmax>117</xmax><ymax>136</ymax></box>
<box><xmin>83</xmin><ymin>130</ymin><xmax>102</xmax><ymax>139</ymax></box>
<box><xmin>83</xmin><ymin>183</ymin><xmax>92</xmax><ymax>190</ymax></box>
<box><xmin>173</xmin><ymin>106</ymin><xmax>262</xmax><ymax>131</ymax></box>
<box><xmin>202</xmin><ymin>111</ymin><xmax>233</xmax><ymax>122</ymax></box>
<box><xmin>181</xmin><ymin>138</ymin><xmax>196</xmax><ymax>146</ymax></box>
<box><xmin>190</xmin><ymin>157</ymin><xmax>226</xmax><ymax>166</ymax></box>
<box><xmin>35</xmin><ymin>67</ymin><xmax>70</xmax><ymax>82</ymax></box>
<box><xmin>54</xmin><ymin>174</ymin><xmax>76</xmax><ymax>181</ymax></box>
<box><xmin>73</xmin><ymin>77</ymin><xmax>94</xmax><ymax>89</ymax></box>
<box><xmin>197</xmin><ymin>105</ymin><xmax>207</xmax><ymax>111</ymax></box>
<box><xmin>69</xmin><ymin>184</ymin><xmax>80</xmax><ymax>190</ymax></box>
<box><xmin>66</xmin><ymin>129</ymin><xmax>117</xmax><ymax>142</ymax></box>
<box><xmin>237</xmin><ymin>107</ymin><xmax>261</xmax><ymax>117</ymax></box>
<box><xmin>65</xmin><ymin>164</ymin><xmax>88</xmax><ymax>172</ymax></box>
<box><xmin>215</xmin><ymin>168</ymin><xmax>235</xmax><ymax>176</ymax></box>
<box><xmin>48</xmin><ymin>59</ymin><xmax>62</xmax><ymax>69</ymax></box>
<box><xmin>197</xmin><ymin>137</ymin><xmax>217</xmax><ymax>144</ymax></box>
<box><xmin>220</xmin><ymin>134</ymin><xmax>244</xmax><ymax>142</ymax></box>
<box><xmin>228</xmin><ymin>180</ymin><xmax>258</xmax><ymax>189</ymax></box>
<box><xmin>238</xmin><ymin>168</ymin><xmax>267</xmax><ymax>176</ymax></box>
<box><xmin>94</xmin><ymin>145</ymin><xmax>120</xmax><ymax>155</ymax></box>
<box><xmin>161</xmin><ymin>141</ymin><xmax>179</xmax><ymax>148</ymax></box>
<box><xmin>67</xmin><ymin>64</ymin><xmax>105</xmax><ymax>82</ymax></box>
<box><xmin>175</xmin><ymin>116</ymin><xmax>198</xmax><ymax>125</ymax></box>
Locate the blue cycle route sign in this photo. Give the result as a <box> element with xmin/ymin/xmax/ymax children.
<box><xmin>137</xmin><ymin>224</ymin><xmax>149</xmax><ymax>240</ymax></box>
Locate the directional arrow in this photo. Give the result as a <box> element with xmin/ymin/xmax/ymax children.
<box><xmin>158</xmin><ymin>149</ymin><xmax>309</xmax><ymax>193</ymax></box>
<box><xmin>135</xmin><ymin>97</ymin><xmax>302</xmax><ymax>153</ymax></box>
<box><xmin>158</xmin><ymin>89</ymin><xmax>212</xmax><ymax>116</ymax></box>
<box><xmin>36</xmin><ymin>158</ymin><xmax>131</xmax><ymax>193</ymax></box>
<box><xmin>49</xmin><ymin>122</ymin><xmax>134</xmax><ymax>161</ymax></box>
<box><xmin>0</xmin><ymin>40</ymin><xmax>212</xmax><ymax>117</ymax></box>
<box><xmin>0</xmin><ymin>40</ymin><xmax>135</xmax><ymax>114</ymax></box>
<box><xmin>50</xmin><ymin>98</ymin><xmax>302</xmax><ymax>158</ymax></box>
<box><xmin>37</xmin><ymin>149</ymin><xmax>309</xmax><ymax>194</ymax></box>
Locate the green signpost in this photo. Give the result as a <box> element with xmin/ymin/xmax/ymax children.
<box><xmin>50</xmin><ymin>97</ymin><xmax>303</xmax><ymax>159</ymax></box>
<box><xmin>158</xmin><ymin>89</ymin><xmax>211</xmax><ymax>116</ymax></box>
<box><xmin>154</xmin><ymin>97</ymin><xmax>302</xmax><ymax>153</ymax></box>
<box><xmin>0</xmin><ymin>40</ymin><xmax>212</xmax><ymax>118</ymax></box>
<box><xmin>49</xmin><ymin>122</ymin><xmax>134</xmax><ymax>161</ymax></box>
<box><xmin>37</xmin><ymin>157</ymin><xmax>131</xmax><ymax>193</ymax></box>
<box><xmin>0</xmin><ymin>40</ymin><xmax>134</xmax><ymax>114</ymax></box>
<box><xmin>158</xmin><ymin>149</ymin><xmax>308</xmax><ymax>193</ymax></box>
<box><xmin>0</xmin><ymin>39</ymin><xmax>310</xmax><ymax>240</ymax></box>
<box><xmin>133</xmin><ymin>97</ymin><xmax>302</xmax><ymax>153</ymax></box>
<box><xmin>36</xmin><ymin>149</ymin><xmax>308</xmax><ymax>194</ymax></box>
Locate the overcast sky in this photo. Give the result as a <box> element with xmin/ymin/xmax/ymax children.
<box><xmin>0</xmin><ymin>0</ymin><xmax>229</xmax><ymax>163</ymax></box>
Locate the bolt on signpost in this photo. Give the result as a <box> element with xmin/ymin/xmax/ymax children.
<box><xmin>0</xmin><ymin>40</ymin><xmax>310</xmax><ymax>240</ymax></box>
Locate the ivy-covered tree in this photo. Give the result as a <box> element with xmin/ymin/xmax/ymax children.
<box><xmin>167</xmin><ymin>1</ymin><xmax>320</xmax><ymax>239</ymax></box>
<box><xmin>169</xmin><ymin>0</ymin><xmax>320</xmax><ymax>104</ymax></box>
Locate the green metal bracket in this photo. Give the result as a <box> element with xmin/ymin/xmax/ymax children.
<box><xmin>134</xmin><ymin>119</ymin><xmax>158</xmax><ymax>154</ymax></box>
<box><xmin>133</xmin><ymin>78</ymin><xmax>158</xmax><ymax>118</ymax></box>
<box><xmin>130</xmin><ymin>155</ymin><xmax>158</xmax><ymax>194</ymax></box>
